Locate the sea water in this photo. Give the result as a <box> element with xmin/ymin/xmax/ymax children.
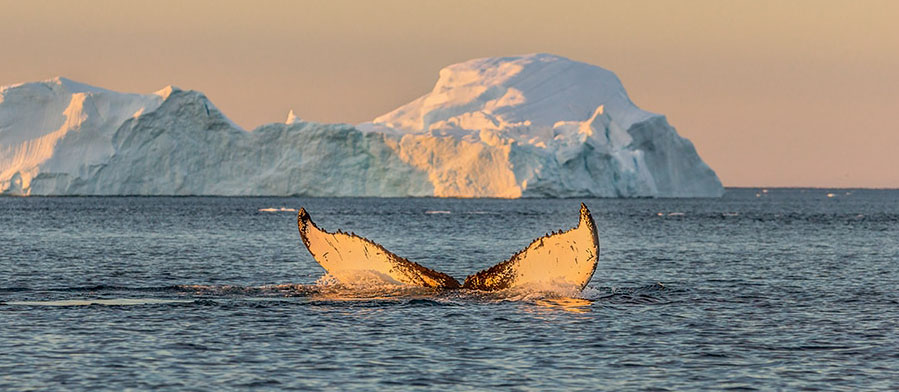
<box><xmin>1</xmin><ymin>189</ymin><xmax>897</xmax><ymax>390</ymax></box>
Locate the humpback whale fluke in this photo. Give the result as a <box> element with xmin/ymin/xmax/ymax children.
<box><xmin>297</xmin><ymin>208</ymin><xmax>461</xmax><ymax>289</ymax></box>
<box><xmin>462</xmin><ymin>203</ymin><xmax>600</xmax><ymax>291</ymax></box>
<box><xmin>296</xmin><ymin>204</ymin><xmax>599</xmax><ymax>293</ymax></box>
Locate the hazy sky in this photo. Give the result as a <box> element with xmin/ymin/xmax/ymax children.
<box><xmin>1</xmin><ymin>0</ymin><xmax>896</xmax><ymax>187</ymax></box>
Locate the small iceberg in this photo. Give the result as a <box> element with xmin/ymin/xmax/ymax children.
<box><xmin>259</xmin><ymin>207</ymin><xmax>297</xmax><ymax>213</ymax></box>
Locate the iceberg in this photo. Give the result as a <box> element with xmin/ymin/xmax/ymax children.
<box><xmin>0</xmin><ymin>54</ymin><xmax>723</xmax><ymax>197</ymax></box>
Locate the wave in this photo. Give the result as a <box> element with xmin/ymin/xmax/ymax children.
<box><xmin>2</xmin><ymin>283</ymin><xmax>623</xmax><ymax>310</ymax></box>
<box><xmin>3</xmin><ymin>298</ymin><xmax>194</xmax><ymax>306</ymax></box>
<box><xmin>0</xmin><ymin>284</ymin><xmax>185</xmax><ymax>293</ymax></box>
<box><xmin>0</xmin><ymin>281</ymin><xmax>674</xmax><ymax>312</ymax></box>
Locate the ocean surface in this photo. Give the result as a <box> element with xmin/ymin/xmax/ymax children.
<box><xmin>1</xmin><ymin>189</ymin><xmax>897</xmax><ymax>390</ymax></box>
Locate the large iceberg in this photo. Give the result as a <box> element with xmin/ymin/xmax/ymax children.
<box><xmin>0</xmin><ymin>54</ymin><xmax>723</xmax><ymax>197</ymax></box>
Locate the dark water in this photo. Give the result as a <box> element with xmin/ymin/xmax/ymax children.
<box><xmin>1</xmin><ymin>189</ymin><xmax>897</xmax><ymax>390</ymax></box>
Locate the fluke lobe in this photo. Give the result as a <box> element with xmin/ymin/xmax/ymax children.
<box><xmin>297</xmin><ymin>204</ymin><xmax>599</xmax><ymax>292</ymax></box>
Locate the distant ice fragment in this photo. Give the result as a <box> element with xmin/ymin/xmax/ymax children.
<box><xmin>259</xmin><ymin>207</ymin><xmax>297</xmax><ymax>212</ymax></box>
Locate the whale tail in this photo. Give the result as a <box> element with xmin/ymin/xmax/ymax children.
<box><xmin>297</xmin><ymin>208</ymin><xmax>461</xmax><ymax>289</ymax></box>
<box><xmin>296</xmin><ymin>204</ymin><xmax>599</xmax><ymax>292</ymax></box>
<box><xmin>462</xmin><ymin>203</ymin><xmax>599</xmax><ymax>291</ymax></box>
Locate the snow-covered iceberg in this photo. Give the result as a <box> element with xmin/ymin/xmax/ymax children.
<box><xmin>0</xmin><ymin>54</ymin><xmax>723</xmax><ymax>197</ymax></box>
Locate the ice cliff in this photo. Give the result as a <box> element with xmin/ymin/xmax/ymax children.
<box><xmin>0</xmin><ymin>54</ymin><xmax>723</xmax><ymax>197</ymax></box>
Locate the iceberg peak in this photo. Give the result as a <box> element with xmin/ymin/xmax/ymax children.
<box><xmin>47</xmin><ymin>76</ymin><xmax>113</xmax><ymax>95</ymax></box>
<box><xmin>286</xmin><ymin>109</ymin><xmax>302</xmax><ymax>124</ymax></box>
<box><xmin>371</xmin><ymin>53</ymin><xmax>655</xmax><ymax>142</ymax></box>
<box><xmin>154</xmin><ymin>85</ymin><xmax>181</xmax><ymax>100</ymax></box>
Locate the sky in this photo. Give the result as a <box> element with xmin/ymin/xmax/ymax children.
<box><xmin>1</xmin><ymin>0</ymin><xmax>896</xmax><ymax>188</ymax></box>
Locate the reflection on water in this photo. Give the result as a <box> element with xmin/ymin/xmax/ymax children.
<box><xmin>532</xmin><ymin>297</ymin><xmax>593</xmax><ymax>313</ymax></box>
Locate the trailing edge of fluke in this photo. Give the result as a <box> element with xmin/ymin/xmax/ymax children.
<box><xmin>297</xmin><ymin>204</ymin><xmax>600</xmax><ymax>292</ymax></box>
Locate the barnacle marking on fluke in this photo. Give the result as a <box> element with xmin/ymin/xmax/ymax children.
<box><xmin>297</xmin><ymin>208</ymin><xmax>461</xmax><ymax>289</ymax></box>
<box><xmin>462</xmin><ymin>203</ymin><xmax>599</xmax><ymax>291</ymax></box>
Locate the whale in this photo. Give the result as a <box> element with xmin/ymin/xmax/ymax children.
<box><xmin>461</xmin><ymin>204</ymin><xmax>599</xmax><ymax>291</ymax></box>
<box><xmin>297</xmin><ymin>204</ymin><xmax>599</xmax><ymax>292</ymax></box>
<box><xmin>297</xmin><ymin>208</ymin><xmax>461</xmax><ymax>289</ymax></box>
